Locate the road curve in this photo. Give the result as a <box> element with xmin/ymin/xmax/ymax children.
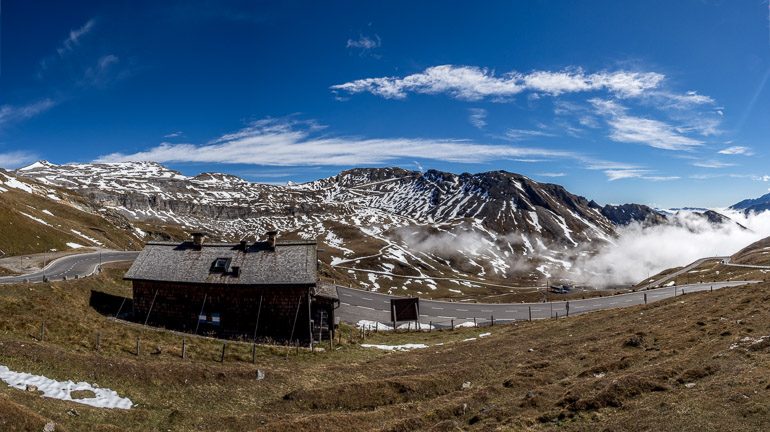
<box><xmin>0</xmin><ymin>250</ymin><xmax>140</xmax><ymax>284</ymax></box>
<box><xmin>639</xmin><ymin>256</ymin><xmax>730</xmax><ymax>291</ymax></box>
<box><xmin>337</xmin><ymin>280</ymin><xmax>759</xmax><ymax>328</ymax></box>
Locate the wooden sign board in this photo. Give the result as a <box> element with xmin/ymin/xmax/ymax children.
<box><xmin>390</xmin><ymin>298</ymin><xmax>419</xmax><ymax>322</ymax></box>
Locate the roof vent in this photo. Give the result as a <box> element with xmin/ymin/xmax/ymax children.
<box><xmin>231</xmin><ymin>266</ymin><xmax>241</xmax><ymax>277</ymax></box>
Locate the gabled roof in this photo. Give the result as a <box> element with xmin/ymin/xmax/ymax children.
<box><xmin>124</xmin><ymin>240</ymin><xmax>317</xmax><ymax>285</ymax></box>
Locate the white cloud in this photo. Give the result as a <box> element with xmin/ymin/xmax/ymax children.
<box><xmin>57</xmin><ymin>19</ymin><xmax>96</xmax><ymax>57</ymax></box>
<box><xmin>94</xmin><ymin>118</ymin><xmax>641</xmax><ymax>177</ymax></box>
<box><xmin>346</xmin><ymin>34</ymin><xmax>381</xmax><ymax>50</ymax></box>
<box><xmin>604</xmin><ymin>169</ymin><xmax>679</xmax><ymax>181</ymax></box>
<box><xmin>468</xmin><ymin>108</ymin><xmax>487</xmax><ymax>129</ymax></box>
<box><xmin>0</xmin><ymin>99</ymin><xmax>56</xmax><ymax>129</ymax></box>
<box><xmin>577</xmin><ymin>209</ymin><xmax>770</xmax><ymax>286</ymax></box>
<box><xmin>164</xmin><ymin>131</ymin><xmax>184</xmax><ymax>138</ymax></box>
<box><xmin>505</xmin><ymin>128</ymin><xmax>555</xmax><ymax>141</ymax></box>
<box><xmin>331</xmin><ymin>65</ymin><xmax>664</xmax><ymax>101</ymax></box>
<box><xmin>718</xmin><ymin>146</ymin><xmax>753</xmax><ymax>156</ymax></box>
<box><xmin>537</xmin><ymin>172</ymin><xmax>566</xmax><ymax>177</ymax></box>
<box><xmin>753</xmin><ymin>175</ymin><xmax>770</xmax><ymax>182</ymax></box>
<box><xmin>692</xmin><ymin>160</ymin><xmax>736</xmax><ymax>168</ymax></box>
<box><xmin>95</xmin><ymin>118</ymin><xmax>580</xmax><ymax>166</ymax></box>
<box><xmin>588</xmin><ymin>99</ymin><xmax>703</xmax><ymax>151</ymax></box>
<box><xmin>607</xmin><ymin>116</ymin><xmax>703</xmax><ymax>151</ymax></box>
<box><xmin>0</xmin><ymin>151</ymin><xmax>38</xmax><ymax>169</ymax></box>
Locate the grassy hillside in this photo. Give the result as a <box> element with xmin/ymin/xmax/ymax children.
<box><xmin>0</xmin><ymin>263</ymin><xmax>769</xmax><ymax>430</ymax></box>
<box><xmin>0</xmin><ymin>170</ymin><xmax>145</xmax><ymax>256</ymax></box>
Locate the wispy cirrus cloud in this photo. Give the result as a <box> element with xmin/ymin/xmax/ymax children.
<box><xmin>95</xmin><ymin>118</ymin><xmax>578</xmax><ymax>166</ymax></box>
<box><xmin>0</xmin><ymin>151</ymin><xmax>38</xmax><ymax>169</ymax></box>
<box><xmin>94</xmin><ymin>117</ymin><xmax>643</xmax><ymax>181</ymax></box>
<box><xmin>505</xmin><ymin>128</ymin><xmax>555</xmax><ymax>141</ymax></box>
<box><xmin>692</xmin><ymin>160</ymin><xmax>736</xmax><ymax>168</ymax></box>
<box><xmin>718</xmin><ymin>145</ymin><xmax>754</xmax><ymax>156</ymax></box>
<box><xmin>468</xmin><ymin>108</ymin><xmax>487</xmax><ymax>129</ymax></box>
<box><xmin>604</xmin><ymin>169</ymin><xmax>679</xmax><ymax>182</ymax></box>
<box><xmin>57</xmin><ymin>19</ymin><xmax>96</xmax><ymax>57</ymax></box>
<box><xmin>0</xmin><ymin>99</ymin><xmax>57</xmax><ymax>130</ymax></box>
<box><xmin>588</xmin><ymin>98</ymin><xmax>703</xmax><ymax>151</ymax></box>
<box><xmin>331</xmin><ymin>65</ymin><xmax>664</xmax><ymax>101</ymax></box>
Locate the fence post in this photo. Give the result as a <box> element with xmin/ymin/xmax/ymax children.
<box><xmin>97</xmin><ymin>331</ymin><xmax>101</xmax><ymax>352</ymax></box>
<box><xmin>136</xmin><ymin>337</ymin><xmax>140</xmax><ymax>356</ymax></box>
<box><xmin>429</xmin><ymin>321</ymin><xmax>432</xmax><ymax>332</ymax></box>
<box><xmin>473</xmin><ymin>317</ymin><xmax>477</xmax><ymax>327</ymax></box>
<box><xmin>182</xmin><ymin>339</ymin><xmax>187</xmax><ymax>359</ymax></box>
<box><xmin>451</xmin><ymin>319</ymin><xmax>454</xmax><ymax>331</ymax></box>
<box><xmin>528</xmin><ymin>306</ymin><xmax>532</xmax><ymax>321</ymax></box>
<box><xmin>392</xmin><ymin>304</ymin><xmax>397</xmax><ymax>332</ymax></box>
<box><xmin>491</xmin><ymin>315</ymin><xmax>494</xmax><ymax>326</ymax></box>
<box><xmin>251</xmin><ymin>342</ymin><xmax>256</xmax><ymax>363</ymax></box>
<box><xmin>41</xmin><ymin>322</ymin><xmax>45</xmax><ymax>342</ymax></box>
<box><xmin>644</xmin><ymin>293</ymin><xmax>647</xmax><ymax>304</ymax></box>
<box><xmin>221</xmin><ymin>343</ymin><xmax>226</xmax><ymax>362</ymax></box>
<box><xmin>710</xmin><ymin>285</ymin><xmax>713</xmax><ymax>292</ymax></box>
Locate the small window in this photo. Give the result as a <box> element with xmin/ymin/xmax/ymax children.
<box><xmin>210</xmin><ymin>257</ymin><xmax>231</xmax><ymax>273</ymax></box>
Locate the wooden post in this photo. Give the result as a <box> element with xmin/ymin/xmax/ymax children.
<box><xmin>566</xmin><ymin>301</ymin><xmax>570</xmax><ymax>317</ymax></box>
<box><xmin>144</xmin><ymin>289</ymin><xmax>159</xmax><ymax>326</ymax></box>
<box><xmin>528</xmin><ymin>306</ymin><xmax>532</xmax><ymax>321</ymax></box>
<box><xmin>414</xmin><ymin>303</ymin><xmax>420</xmax><ymax>331</ymax></box>
<box><xmin>555</xmin><ymin>312</ymin><xmax>558</xmax><ymax>320</ymax></box>
<box><xmin>115</xmin><ymin>297</ymin><xmax>127</xmax><ymax>318</ymax></box>
<box><xmin>288</xmin><ymin>296</ymin><xmax>303</xmax><ymax>360</ymax></box>
<box><xmin>297</xmin><ymin>339</ymin><xmax>300</xmax><ymax>356</ymax></box>
<box><xmin>221</xmin><ymin>343</ymin><xmax>226</xmax><ymax>362</ymax></box>
<box><xmin>194</xmin><ymin>294</ymin><xmax>208</xmax><ymax>335</ymax></box>
<box><xmin>182</xmin><ymin>339</ymin><xmax>187</xmax><ymax>359</ymax></box>
<box><xmin>391</xmin><ymin>304</ymin><xmax>397</xmax><ymax>332</ymax></box>
<box><xmin>408</xmin><ymin>321</ymin><xmax>411</xmax><ymax>331</ymax></box>
<box><xmin>349</xmin><ymin>328</ymin><xmax>352</xmax><ymax>344</ymax></box>
<box><xmin>97</xmin><ymin>331</ymin><xmax>101</xmax><ymax>352</ymax></box>
<box><xmin>429</xmin><ymin>321</ymin><xmax>432</xmax><ymax>332</ymax></box>
<box><xmin>711</xmin><ymin>285</ymin><xmax>713</xmax><ymax>292</ymax></box>
<box><xmin>491</xmin><ymin>315</ymin><xmax>494</xmax><ymax>326</ymax></box>
<box><xmin>451</xmin><ymin>319</ymin><xmax>454</xmax><ymax>330</ymax></box>
<box><xmin>136</xmin><ymin>337</ymin><xmax>140</xmax><ymax>356</ymax></box>
<box><xmin>252</xmin><ymin>342</ymin><xmax>256</xmax><ymax>363</ymax></box>
<box><xmin>644</xmin><ymin>293</ymin><xmax>647</xmax><ymax>304</ymax></box>
<box><xmin>41</xmin><ymin>321</ymin><xmax>45</xmax><ymax>342</ymax></box>
<box><xmin>473</xmin><ymin>317</ymin><xmax>477</xmax><ymax>327</ymax></box>
<box><xmin>252</xmin><ymin>295</ymin><xmax>263</xmax><ymax>342</ymax></box>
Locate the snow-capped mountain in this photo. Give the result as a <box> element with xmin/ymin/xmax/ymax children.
<box><xmin>14</xmin><ymin>161</ymin><xmax>664</xmax><ymax>295</ymax></box>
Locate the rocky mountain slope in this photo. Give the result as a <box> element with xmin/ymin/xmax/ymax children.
<box><xmin>14</xmin><ymin>161</ymin><xmax>672</xmax><ymax>295</ymax></box>
<box><xmin>731</xmin><ymin>191</ymin><xmax>770</xmax><ymax>214</ymax></box>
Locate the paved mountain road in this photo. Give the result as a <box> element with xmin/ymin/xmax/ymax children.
<box><xmin>337</xmin><ymin>280</ymin><xmax>759</xmax><ymax>327</ymax></box>
<box><xmin>0</xmin><ymin>251</ymin><xmax>140</xmax><ymax>283</ymax></box>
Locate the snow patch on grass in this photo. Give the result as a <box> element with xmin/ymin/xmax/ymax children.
<box><xmin>0</xmin><ymin>365</ymin><xmax>132</xmax><ymax>409</ymax></box>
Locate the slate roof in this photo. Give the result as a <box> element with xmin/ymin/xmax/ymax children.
<box><xmin>313</xmin><ymin>281</ymin><xmax>339</xmax><ymax>301</ymax></box>
<box><xmin>124</xmin><ymin>240</ymin><xmax>317</xmax><ymax>285</ymax></box>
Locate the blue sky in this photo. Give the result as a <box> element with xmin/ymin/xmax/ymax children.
<box><xmin>1</xmin><ymin>1</ymin><xmax>769</xmax><ymax>207</ymax></box>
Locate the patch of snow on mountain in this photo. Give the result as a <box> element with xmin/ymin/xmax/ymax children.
<box><xmin>19</xmin><ymin>212</ymin><xmax>51</xmax><ymax>226</ymax></box>
<box><xmin>71</xmin><ymin>229</ymin><xmax>104</xmax><ymax>246</ymax></box>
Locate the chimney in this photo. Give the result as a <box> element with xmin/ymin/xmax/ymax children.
<box><xmin>239</xmin><ymin>240</ymin><xmax>248</xmax><ymax>251</ymax></box>
<box><xmin>192</xmin><ymin>233</ymin><xmax>206</xmax><ymax>249</ymax></box>
<box><xmin>266</xmin><ymin>231</ymin><xmax>278</xmax><ymax>249</ymax></box>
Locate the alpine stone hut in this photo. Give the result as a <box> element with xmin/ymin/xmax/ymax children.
<box><xmin>124</xmin><ymin>232</ymin><xmax>339</xmax><ymax>341</ymax></box>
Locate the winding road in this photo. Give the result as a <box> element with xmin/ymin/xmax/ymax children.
<box><xmin>0</xmin><ymin>250</ymin><xmax>140</xmax><ymax>283</ymax></box>
<box><xmin>1</xmin><ymin>251</ymin><xmax>764</xmax><ymax>328</ymax></box>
